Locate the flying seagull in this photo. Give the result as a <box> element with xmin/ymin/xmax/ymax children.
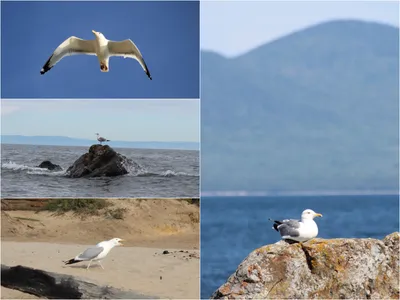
<box><xmin>63</xmin><ymin>238</ymin><xmax>124</xmax><ymax>270</ymax></box>
<box><xmin>96</xmin><ymin>133</ymin><xmax>110</xmax><ymax>145</ymax></box>
<box><xmin>269</xmin><ymin>209</ymin><xmax>322</xmax><ymax>243</ymax></box>
<box><xmin>40</xmin><ymin>30</ymin><xmax>152</xmax><ymax>79</ymax></box>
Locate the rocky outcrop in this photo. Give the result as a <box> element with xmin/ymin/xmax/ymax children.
<box><xmin>37</xmin><ymin>160</ymin><xmax>62</xmax><ymax>171</ymax></box>
<box><xmin>211</xmin><ymin>233</ymin><xmax>399</xmax><ymax>299</ymax></box>
<box><xmin>1</xmin><ymin>264</ymin><xmax>155</xmax><ymax>299</ymax></box>
<box><xmin>66</xmin><ymin>145</ymin><xmax>135</xmax><ymax>178</ymax></box>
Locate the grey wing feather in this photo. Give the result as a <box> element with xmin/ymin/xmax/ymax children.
<box><xmin>277</xmin><ymin>219</ymin><xmax>301</xmax><ymax>237</ymax></box>
<box><xmin>280</xmin><ymin>219</ymin><xmax>301</xmax><ymax>228</ymax></box>
<box><xmin>108</xmin><ymin>40</ymin><xmax>152</xmax><ymax>79</ymax></box>
<box><xmin>77</xmin><ymin>246</ymin><xmax>104</xmax><ymax>260</ymax></box>
<box><xmin>41</xmin><ymin>37</ymin><xmax>96</xmax><ymax>74</ymax></box>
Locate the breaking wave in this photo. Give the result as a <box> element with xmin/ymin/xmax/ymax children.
<box><xmin>1</xmin><ymin>161</ymin><xmax>66</xmax><ymax>176</ymax></box>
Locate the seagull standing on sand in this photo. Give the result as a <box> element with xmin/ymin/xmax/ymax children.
<box><xmin>269</xmin><ymin>209</ymin><xmax>323</xmax><ymax>242</ymax></box>
<box><xmin>63</xmin><ymin>238</ymin><xmax>124</xmax><ymax>270</ymax></box>
<box><xmin>96</xmin><ymin>133</ymin><xmax>110</xmax><ymax>145</ymax></box>
<box><xmin>40</xmin><ymin>30</ymin><xmax>152</xmax><ymax>79</ymax></box>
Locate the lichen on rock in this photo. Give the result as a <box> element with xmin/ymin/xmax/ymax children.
<box><xmin>211</xmin><ymin>232</ymin><xmax>399</xmax><ymax>299</ymax></box>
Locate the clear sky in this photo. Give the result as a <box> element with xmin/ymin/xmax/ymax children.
<box><xmin>1</xmin><ymin>99</ymin><xmax>200</xmax><ymax>142</ymax></box>
<box><xmin>1</xmin><ymin>1</ymin><xmax>199</xmax><ymax>98</ymax></box>
<box><xmin>201</xmin><ymin>0</ymin><xmax>399</xmax><ymax>57</ymax></box>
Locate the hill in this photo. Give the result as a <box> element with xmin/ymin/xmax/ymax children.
<box><xmin>201</xmin><ymin>20</ymin><xmax>399</xmax><ymax>192</ymax></box>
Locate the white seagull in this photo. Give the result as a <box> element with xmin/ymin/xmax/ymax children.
<box><xmin>40</xmin><ymin>30</ymin><xmax>152</xmax><ymax>79</ymax></box>
<box><xmin>63</xmin><ymin>238</ymin><xmax>124</xmax><ymax>270</ymax></box>
<box><xmin>269</xmin><ymin>209</ymin><xmax>323</xmax><ymax>242</ymax></box>
<box><xmin>96</xmin><ymin>133</ymin><xmax>110</xmax><ymax>145</ymax></box>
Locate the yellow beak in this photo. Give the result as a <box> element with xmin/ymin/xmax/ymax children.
<box><xmin>119</xmin><ymin>239</ymin><xmax>124</xmax><ymax>245</ymax></box>
<box><xmin>92</xmin><ymin>30</ymin><xmax>97</xmax><ymax>34</ymax></box>
<box><xmin>314</xmin><ymin>213</ymin><xmax>323</xmax><ymax>218</ymax></box>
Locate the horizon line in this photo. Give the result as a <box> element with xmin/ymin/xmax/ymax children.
<box><xmin>201</xmin><ymin>190</ymin><xmax>399</xmax><ymax>197</ymax></box>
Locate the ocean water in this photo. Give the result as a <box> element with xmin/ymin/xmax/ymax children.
<box><xmin>200</xmin><ymin>195</ymin><xmax>399</xmax><ymax>299</ymax></box>
<box><xmin>1</xmin><ymin>144</ymin><xmax>199</xmax><ymax>197</ymax></box>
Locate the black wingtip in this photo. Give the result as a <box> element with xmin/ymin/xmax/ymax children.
<box><xmin>63</xmin><ymin>258</ymin><xmax>78</xmax><ymax>265</ymax></box>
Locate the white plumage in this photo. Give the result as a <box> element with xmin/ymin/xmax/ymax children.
<box><xmin>40</xmin><ymin>30</ymin><xmax>152</xmax><ymax>79</ymax></box>
<box><xmin>63</xmin><ymin>238</ymin><xmax>124</xmax><ymax>270</ymax></box>
<box><xmin>270</xmin><ymin>209</ymin><xmax>323</xmax><ymax>242</ymax></box>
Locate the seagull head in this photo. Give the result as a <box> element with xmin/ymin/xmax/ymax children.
<box><xmin>301</xmin><ymin>209</ymin><xmax>322</xmax><ymax>221</ymax></box>
<box><xmin>110</xmin><ymin>238</ymin><xmax>124</xmax><ymax>247</ymax></box>
<box><xmin>92</xmin><ymin>30</ymin><xmax>105</xmax><ymax>39</ymax></box>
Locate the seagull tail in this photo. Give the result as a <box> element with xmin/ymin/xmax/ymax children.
<box><xmin>63</xmin><ymin>258</ymin><xmax>80</xmax><ymax>265</ymax></box>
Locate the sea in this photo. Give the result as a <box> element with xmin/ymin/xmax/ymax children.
<box><xmin>1</xmin><ymin>144</ymin><xmax>199</xmax><ymax>198</ymax></box>
<box><xmin>200</xmin><ymin>195</ymin><xmax>399</xmax><ymax>299</ymax></box>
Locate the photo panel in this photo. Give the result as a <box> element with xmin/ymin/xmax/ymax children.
<box><xmin>1</xmin><ymin>99</ymin><xmax>199</xmax><ymax>198</ymax></box>
<box><xmin>200</xmin><ymin>1</ymin><xmax>399</xmax><ymax>299</ymax></box>
<box><xmin>1</xmin><ymin>198</ymin><xmax>200</xmax><ymax>299</ymax></box>
<box><xmin>1</xmin><ymin>1</ymin><xmax>199</xmax><ymax>99</ymax></box>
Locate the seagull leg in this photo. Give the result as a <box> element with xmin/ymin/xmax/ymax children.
<box><xmin>98</xmin><ymin>261</ymin><xmax>105</xmax><ymax>270</ymax></box>
<box><xmin>87</xmin><ymin>260</ymin><xmax>92</xmax><ymax>270</ymax></box>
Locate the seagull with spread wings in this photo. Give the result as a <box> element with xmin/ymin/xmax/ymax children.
<box><xmin>40</xmin><ymin>30</ymin><xmax>152</xmax><ymax>79</ymax></box>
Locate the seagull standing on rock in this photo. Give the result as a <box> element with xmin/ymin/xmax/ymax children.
<box><xmin>269</xmin><ymin>209</ymin><xmax>323</xmax><ymax>243</ymax></box>
<box><xmin>96</xmin><ymin>133</ymin><xmax>110</xmax><ymax>145</ymax></box>
<box><xmin>40</xmin><ymin>30</ymin><xmax>152</xmax><ymax>79</ymax></box>
<box><xmin>63</xmin><ymin>238</ymin><xmax>124</xmax><ymax>270</ymax></box>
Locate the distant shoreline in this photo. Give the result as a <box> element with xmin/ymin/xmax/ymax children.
<box><xmin>201</xmin><ymin>190</ymin><xmax>399</xmax><ymax>197</ymax></box>
<box><xmin>1</xmin><ymin>142</ymin><xmax>199</xmax><ymax>151</ymax></box>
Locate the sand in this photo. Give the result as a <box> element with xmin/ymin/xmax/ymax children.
<box><xmin>1</xmin><ymin>198</ymin><xmax>199</xmax><ymax>299</ymax></box>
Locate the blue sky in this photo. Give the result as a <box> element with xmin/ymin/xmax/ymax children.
<box><xmin>201</xmin><ymin>0</ymin><xmax>399</xmax><ymax>57</ymax></box>
<box><xmin>1</xmin><ymin>1</ymin><xmax>199</xmax><ymax>98</ymax></box>
<box><xmin>1</xmin><ymin>99</ymin><xmax>200</xmax><ymax>142</ymax></box>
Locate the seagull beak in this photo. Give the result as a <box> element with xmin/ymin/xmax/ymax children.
<box><xmin>92</xmin><ymin>30</ymin><xmax>97</xmax><ymax>34</ymax></box>
<box><xmin>314</xmin><ymin>213</ymin><xmax>323</xmax><ymax>218</ymax></box>
<box><xmin>119</xmin><ymin>239</ymin><xmax>124</xmax><ymax>246</ymax></box>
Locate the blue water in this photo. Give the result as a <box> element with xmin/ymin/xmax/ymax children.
<box><xmin>200</xmin><ymin>195</ymin><xmax>399</xmax><ymax>299</ymax></box>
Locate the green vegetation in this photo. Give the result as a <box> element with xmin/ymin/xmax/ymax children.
<box><xmin>45</xmin><ymin>199</ymin><xmax>109</xmax><ymax>215</ymax></box>
<box><xmin>44</xmin><ymin>199</ymin><xmax>126</xmax><ymax>220</ymax></box>
<box><xmin>184</xmin><ymin>198</ymin><xmax>200</xmax><ymax>206</ymax></box>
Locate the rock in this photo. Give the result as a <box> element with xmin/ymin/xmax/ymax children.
<box><xmin>163</xmin><ymin>250</ymin><xmax>170</xmax><ymax>254</ymax></box>
<box><xmin>211</xmin><ymin>232</ymin><xmax>399</xmax><ymax>299</ymax></box>
<box><xmin>1</xmin><ymin>264</ymin><xmax>156</xmax><ymax>299</ymax></box>
<box><xmin>65</xmin><ymin>145</ymin><xmax>135</xmax><ymax>178</ymax></box>
<box><xmin>37</xmin><ymin>160</ymin><xmax>62</xmax><ymax>171</ymax></box>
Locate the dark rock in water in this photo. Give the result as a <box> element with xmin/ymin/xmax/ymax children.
<box><xmin>65</xmin><ymin>145</ymin><xmax>131</xmax><ymax>178</ymax></box>
<box><xmin>37</xmin><ymin>160</ymin><xmax>62</xmax><ymax>171</ymax></box>
<box><xmin>211</xmin><ymin>232</ymin><xmax>400</xmax><ymax>299</ymax></box>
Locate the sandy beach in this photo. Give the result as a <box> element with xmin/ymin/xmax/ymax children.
<box><xmin>1</xmin><ymin>198</ymin><xmax>199</xmax><ymax>299</ymax></box>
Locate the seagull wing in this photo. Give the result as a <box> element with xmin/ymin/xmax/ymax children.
<box><xmin>274</xmin><ymin>219</ymin><xmax>301</xmax><ymax>238</ymax></box>
<box><xmin>40</xmin><ymin>37</ymin><xmax>97</xmax><ymax>75</ymax></box>
<box><xmin>76</xmin><ymin>246</ymin><xmax>104</xmax><ymax>261</ymax></box>
<box><xmin>108</xmin><ymin>39</ymin><xmax>152</xmax><ymax>80</ymax></box>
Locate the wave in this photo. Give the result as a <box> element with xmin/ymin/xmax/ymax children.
<box><xmin>1</xmin><ymin>161</ymin><xmax>66</xmax><ymax>176</ymax></box>
<box><xmin>2</xmin><ymin>161</ymin><xmax>198</xmax><ymax>178</ymax></box>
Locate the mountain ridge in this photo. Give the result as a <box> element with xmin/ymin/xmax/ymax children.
<box><xmin>201</xmin><ymin>19</ymin><xmax>399</xmax><ymax>192</ymax></box>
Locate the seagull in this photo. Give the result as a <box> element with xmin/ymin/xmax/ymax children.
<box><xmin>269</xmin><ymin>209</ymin><xmax>323</xmax><ymax>243</ymax></box>
<box><xmin>40</xmin><ymin>30</ymin><xmax>152</xmax><ymax>79</ymax></box>
<box><xmin>63</xmin><ymin>238</ymin><xmax>124</xmax><ymax>270</ymax></box>
<box><xmin>96</xmin><ymin>133</ymin><xmax>110</xmax><ymax>145</ymax></box>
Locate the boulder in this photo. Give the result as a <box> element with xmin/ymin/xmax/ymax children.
<box><xmin>211</xmin><ymin>232</ymin><xmax>399</xmax><ymax>299</ymax></box>
<box><xmin>37</xmin><ymin>160</ymin><xmax>62</xmax><ymax>171</ymax></box>
<box><xmin>66</xmin><ymin>145</ymin><xmax>131</xmax><ymax>178</ymax></box>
